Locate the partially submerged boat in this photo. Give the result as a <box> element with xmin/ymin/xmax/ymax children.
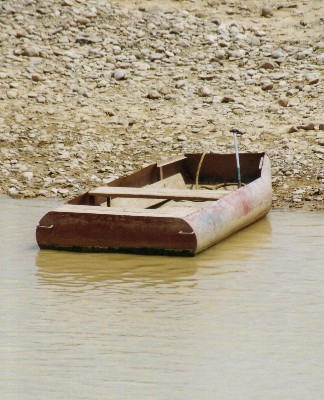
<box><xmin>36</xmin><ymin>152</ymin><xmax>272</xmax><ymax>256</ymax></box>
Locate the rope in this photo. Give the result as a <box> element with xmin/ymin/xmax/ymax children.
<box><xmin>195</xmin><ymin>152</ymin><xmax>206</xmax><ymax>189</ymax></box>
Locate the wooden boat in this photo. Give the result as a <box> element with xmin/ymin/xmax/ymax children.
<box><xmin>36</xmin><ymin>152</ymin><xmax>272</xmax><ymax>256</ymax></box>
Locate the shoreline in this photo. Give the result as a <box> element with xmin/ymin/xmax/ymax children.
<box><xmin>0</xmin><ymin>0</ymin><xmax>323</xmax><ymax>212</ymax></box>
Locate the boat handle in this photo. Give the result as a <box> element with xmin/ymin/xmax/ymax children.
<box><xmin>179</xmin><ymin>230</ymin><xmax>194</xmax><ymax>235</ymax></box>
<box><xmin>38</xmin><ymin>224</ymin><xmax>54</xmax><ymax>229</ymax></box>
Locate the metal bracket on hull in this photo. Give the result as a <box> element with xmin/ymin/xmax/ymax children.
<box><xmin>37</xmin><ymin>224</ymin><xmax>54</xmax><ymax>229</ymax></box>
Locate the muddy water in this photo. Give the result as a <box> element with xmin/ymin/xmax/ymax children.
<box><xmin>1</xmin><ymin>199</ymin><xmax>323</xmax><ymax>400</ymax></box>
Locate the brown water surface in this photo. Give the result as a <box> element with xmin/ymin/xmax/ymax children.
<box><xmin>1</xmin><ymin>199</ymin><xmax>323</xmax><ymax>399</ymax></box>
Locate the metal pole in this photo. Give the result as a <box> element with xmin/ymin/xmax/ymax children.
<box><xmin>231</xmin><ymin>129</ymin><xmax>242</xmax><ymax>188</ymax></box>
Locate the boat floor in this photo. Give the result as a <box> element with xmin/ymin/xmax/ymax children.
<box><xmin>60</xmin><ymin>185</ymin><xmax>238</xmax><ymax>218</ymax></box>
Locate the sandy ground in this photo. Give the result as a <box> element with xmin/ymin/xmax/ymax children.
<box><xmin>0</xmin><ymin>0</ymin><xmax>323</xmax><ymax>210</ymax></box>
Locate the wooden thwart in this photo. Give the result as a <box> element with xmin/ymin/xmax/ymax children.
<box><xmin>108</xmin><ymin>172</ymin><xmax>187</xmax><ymax>209</ymax></box>
<box><xmin>89</xmin><ymin>186</ymin><xmax>229</xmax><ymax>206</ymax></box>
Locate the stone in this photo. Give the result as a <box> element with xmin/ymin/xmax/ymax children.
<box><xmin>289</xmin><ymin>126</ymin><xmax>298</xmax><ymax>133</ymax></box>
<box><xmin>114</xmin><ymin>69</ymin><xmax>126</xmax><ymax>80</ymax></box>
<box><xmin>149</xmin><ymin>53</ymin><xmax>163</xmax><ymax>62</ymax></box>
<box><xmin>31</xmin><ymin>74</ymin><xmax>45</xmax><ymax>82</ymax></box>
<box><xmin>259</xmin><ymin>61</ymin><xmax>275</xmax><ymax>70</ymax></box>
<box><xmin>262</xmin><ymin>82</ymin><xmax>273</xmax><ymax>91</ymax></box>
<box><xmin>207</xmin><ymin>0</ymin><xmax>219</xmax><ymax>6</ymax></box>
<box><xmin>222</xmin><ymin>96</ymin><xmax>235</xmax><ymax>103</ymax></box>
<box><xmin>20</xmin><ymin>45</ymin><xmax>42</xmax><ymax>57</ymax></box>
<box><xmin>271</xmin><ymin>50</ymin><xmax>285</xmax><ymax>60</ymax></box>
<box><xmin>7</xmin><ymin>90</ymin><xmax>18</xmax><ymax>99</ymax></box>
<box><xmin>177</xmin><ymin>134</ymin><xmax>188</xmax><ymax>141</ymax></box>
<box><xmin>297</xmin><ymin>123</ymin><xmax>316</xmax><ymax>131</ymax></box>
<box><xmin>175</xmin><ymin>81</ymin><xmax>186</xmax><ymax>89</ymax></box>
<box><xmin>22</xmin><ymin>171</ymin><xmax>34</xmax><ymax>180</ymax></box>
<box><xmin>261</xmin><ymin>7</ymin><xmax>273</xmax><ymax>17</ymax></box>
<box><xmin>147</xmin><ymin>90</ymin><xmax>161</xmax><ymax>100</ymax></box>
<box><xmin>313</xmin><ymin>147</ymin><xmax>324</xmax><ymax>155</ymax></box>
<box><xmin>278</xmin><ymin>97</ymin><xmax>288</xmax><ymax>107</ymax></box>
<box><xmin>305</xmin><ymin>74</ymin><xmax>320</xmax><ymax>85</ymax></box>
<box><xmin>198</xmin><ymin>86</ymin><xmax>212</xmax><ymax>97</ymax></box>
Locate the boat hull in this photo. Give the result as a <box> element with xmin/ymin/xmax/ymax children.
<box><xmin>36</xmin><ymin>153</ymin><xmax>272</xmax><ymax>256</ymax></box>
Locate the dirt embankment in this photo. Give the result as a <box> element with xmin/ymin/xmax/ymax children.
<box><xmin>0</xmin><ymin>0</ymin><xmax>323</xmax><ymax>210</ymax></box>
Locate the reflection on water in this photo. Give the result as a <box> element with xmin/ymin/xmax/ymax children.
<box><xmin>1</xmin><ymin>199</ymin><xmax>323</xmax><ymax>400</ymax></box>
<box><xmin>35</xmin><ymin>217</ymin><xmax>271</xmax><ymax>288</ymax></box>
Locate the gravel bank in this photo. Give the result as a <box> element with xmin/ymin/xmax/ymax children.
<box><xmin>0</xmin><ymin>0</ymin><xmax>323</xmax><ymax>210</ymax></box>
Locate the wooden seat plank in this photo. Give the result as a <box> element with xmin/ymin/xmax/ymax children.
<box><xmin>89</xmin><ymin>187</ymin><xmax>230</xmax><ymax>202</ymax></box>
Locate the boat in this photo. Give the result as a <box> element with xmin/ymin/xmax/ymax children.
<box><xmin>36</xmin><ymin>152</ymin><xmax>272</xmax><ymax>256</ymax></box>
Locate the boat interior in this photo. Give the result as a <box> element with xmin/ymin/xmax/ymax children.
<box><xmin>67</xmin><ymin>153</ymin><xmax>265</xmax><ymax>212</ymax></box>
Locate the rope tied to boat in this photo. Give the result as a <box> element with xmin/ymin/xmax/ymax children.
<box><xmin>195</xmin><ymin>152</ymin><xmax>206</xmax><ymax>189</ymax></box>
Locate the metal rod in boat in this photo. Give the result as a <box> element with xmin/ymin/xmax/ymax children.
<box><xmin>230</xmin><ymin>129</ymin><xmax>243</xmax><ymax>188</ymax></box>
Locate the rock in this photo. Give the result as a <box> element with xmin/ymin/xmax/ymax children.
<box><xmin>207</xmin><ymin>0</ymin><xmax>219</xmax><ymax>7</ymax></box>
<box><xmin>58</xmin><ymin>188</ymin><xmax>70</xmax><ymax>195</ymax></box>
<box><xmin>313</xmin><ymin>147</ymin><xmax>324</xmax><ymax>155</ymax></box>
<box><xmin>297</xmin><ymin>123</ymin><xmax>316</xmax><ymax>131</ymax></box>
<box><xmin>259</xmin><ymin>61</ymin><xmax>275</xmax><ymax>70</ymax></box>
<box><xmin>8</xmin><ymin>187</ymin><xmax>19</xmax><ymax>196</ymax></box>
<box><xmin>147</xmin><ymin>90</ymin><xmax>161</xmax><ymax>100</ymax></box>
<box><xmin>278</xmin><ymin>97</ymin><xmax>289</xmax><ymax>107</ymax></box>
<box><xmin>149</xmin><ymin>53</ymin><xmax>164</xmax><ymax>62</ymax></box>
<box><xmin>198</xmin><ymin>87</ymin><xmax>212</xmax><ymax>97</ymax></box>
<box><xmin>292</xmin><ymin>195</ymin><xmax>302</xmax><ymax>203</ymax></box>
<box><xmin>261</xmin><ymin>7</ymin><xmax>273</xmax><ymax>17</ymax></box>
<box><xmin>229</xmin><ymin>49</ymin><xmax>246</xmax><ymax>59</ymax></box>
<box><xmin>289</xmin><ymin>126</ymin><xmax>298</xmax><ymax>133</ymax></box>
<box><xmin>114</xmin><ymin>69</ymin><xmax>126</xmax><ymax>80</ymax></box>
<box><xmin>175</xmin><ymin>81</ymin><xmax>186</xmax><ymax>89</ymax></box>
<box><xmin>31</xmin><ymin>74</ymin><xmax>45</xmax><ymax>82</ymax></box>
<box><xmin>7</xmin><ymin>90</ymin><xmax>18</xmax><ymax>99</ymax></box>
<box><xmin>177</xmin><ymin>134</ymin><xmax>187</xmax><ymax>142</ymax></box>
<box><xmin>222</xmin><ymin>96</ymin><xmax>235</xmax><ymax>103</ymax></box>
<box><xmin>103</xmin><ymin>108</ymin><xmax>116</xmax><ymax>116</ymax></box>
<box><xmin>305</xmin><ymin>74</ymin><xmax>320</xmax><ymax>85</ymax></box>
<box><xmin>271</xmin><ymin>50</ymin><xmax>285</xmax><ymax>60</ymax></box>
<box><xmin>22</xmin><ymin>171</ymin><xmax>34</xmax><ymax>180</ymax></box>
<box><xmin>319</xmin><ymin>124</ymin><xmax>324</xmax><ymax>131</ymax></box>
<box><xmin>262</xmin><ymin>82</ymin><xmax>273</xmax><ymax>91</ymax></box>
<box><xmin>20</xmin><ymin>44</ymin><xmax>42</xmax><ymax>57</ymax></box>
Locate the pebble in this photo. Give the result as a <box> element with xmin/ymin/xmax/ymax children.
<box><xmin>22</xmin><ymin>171</ymin><xmax>34</xmax><ymax>180</ymax></box>
<box><xmin>261</xmin><ymin>7</ymin><xmax>273</xmax><ymax>17</ymax></box>
<box><xmin>262</xmin><ymin>82</ymin><xmax>273</xmax><ymax>91</ymax></box>
<box><xmin>259</xmin><ymin>61</ymin><xmax>275</xmax><ymax>70</ymax></box>
<box><xmin>20</xmin><ymin>45</ymin><xmax>42</xmax><ymax>57</ymax></box>
<box><xmin>177</xmin><ymin>134</ymin><xmax>188</xmax><ymax>142</ymax></box>
<box><xmin>31</xmin><ymin>74</ymin><xmax>45</xmax><ymax>82</ymax></box>
<box><xmin>147</xmin><ymin>90</ymin><xmax>161</xmax><ymax>100</ymax></box>
<box><xmin>271</xmin><ymin>50</ymin><xmax>285</xmax><ymax>60</ymax></box>
<box><xmin>313</xmin><ymin>147</ymin><xmax>324</xmax><ymax>155</ymax></box>
<box><xmin>222</xmin><ymin>96</ymin><xmax>235</xmax><ymax>103</ymax></box>
<box><xmin>114</xmin><ymin>69</ymin><xmax>126</xmax><ymax>80</ymax></box>
<box><xmin>198</xmin><ymin>87</ymin><xmax>212</xmax><ymax>97</ymax></box>
<box><xmin>278</xmin><ymin>97</ymin><xmax>289</xmax><ymax>107</ymax></box>
<box><xmin>7</xmin><ymin>91</ymin><xmax>18</xmax><ymax>99</ymax></box>
<box><xmin>297</xmin><ymin>123</ymin><xmax>316</xmax><ymax>131</ymax></box>
<box><xmin>207</xmin><ymin>0</ymin><xmax>219</xmax><ymax>7</ymax></box>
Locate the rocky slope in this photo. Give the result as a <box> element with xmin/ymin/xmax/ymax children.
<box><xmin>0</xmin><ymin>0</ymin><xmax>323</xmax><ymax>210</ymax></box>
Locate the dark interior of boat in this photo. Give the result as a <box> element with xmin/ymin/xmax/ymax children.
<box><xmin>68</xmin><ymin>152</ymin><xmax>265</xmax><ymax>208</ymax></box>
